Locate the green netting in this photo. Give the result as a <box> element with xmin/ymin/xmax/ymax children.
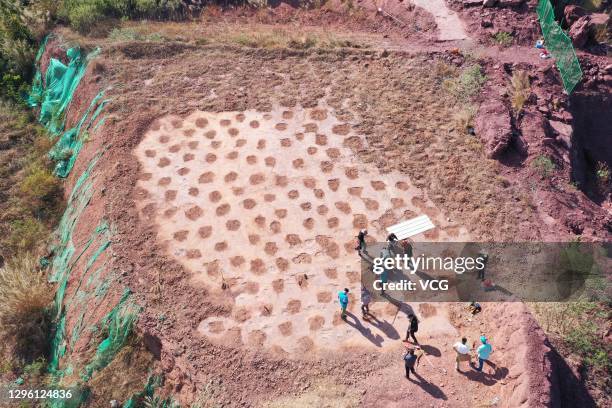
<box><xmin>28</xmin><ymin>37</ymin><xmax>109</xmax><ymax>178</ymax></box>
<box><xmin>537</xmin><ymin>0</ymin><xmax>583</xmax><ymax>94</ymax></box>
<box><xmin>28</xmin><ymin>42</ymin><xmax>100</xmax><ymax>134</ymax></box>
<box><xmin>49</xmin><ymin>90</ymin><xmax>110</xmax><ymax>178</ymax></box>
<box><xmin>84</xmin><ymin>289</ymin><xmax>141</xmax><ymax>379</ymax></box>
<box><xmin>33</xmin><ymin>36</ymin><xmax>145</xmax><ymax>408</ymax></box>
<box><xmin>45</xmin><ymin>155</ymin><xmax>140</xmax><ymax>407</ymax></box>
<box><xmin>124</xmin><ymin>376</ymin><xmax>180</xmax><ymax>408</ymax></box>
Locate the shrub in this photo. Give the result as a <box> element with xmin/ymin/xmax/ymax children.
<box><xmin>444</xmin><ymin>64</ymin><xmax>487</xmax><ymax>100</ymax></box>
<box><xmin>0</xmin><ymin>253</ymin><xmax>54</xmax><ymax>361</ymax></box>
<box><xmin>533</xmin><ymin>155</ymin><xmax>556</xmax><ymax>178</ymax></box>
<box><xmin>492</xmin><ymin>31</ymin><xmax>513</xmax><ymax>47</ymax></box>
<box><xmin>0</xmin><ymin>0</ymin><xmax>36</xmax><ymax>102</ymax></box>
<box><xmin>7</xmin><ymin>218</ymin><xmax>47</xmax><ymax>253</ymax></box>
<box><xmin>60</xmin><ymin>0</ymin><xmax>185</xmax><ymax>33</ymax></box>
<box><xmin>510</xmin><ymin>70</ymin><xmax>530</xmax><ymax>112</ymax></box>
<box><xmin>453</xmin><ymin>105</ymin><xmax>477</xmax><ymax>134</ymax></box>
<box><xmin>63</xmin><ymin>1</ymin><xmax>106</xmax><ymax>34</ymax></box>
<box><xmin>134</xmin><ymin>0</ymin><xmax>183</xmax><ymax>18</ymax></box>
<box><xmin>20</xmin><ymin>163</ymin><xmax>62</xmax><ymax>204</ymax></box>
<box><xmin>596</xmin><ymin>162</ymin><xmax>610</xmax><ymax>183</ymax></box>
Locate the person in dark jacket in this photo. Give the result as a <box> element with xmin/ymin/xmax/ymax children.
<box><xmin>403</xmin><ymin>348</ymin><xmax>420</xmax><ymax>379</ymax></box>
<box><xmin>355</xmin><ymin>229</ymin><xmax>368</xmax><ymax>255</ymax></box>
<box><xmin>405</xmin><ymin>313</ymin><xmax>419</xmax><ymax>344</ymax></box>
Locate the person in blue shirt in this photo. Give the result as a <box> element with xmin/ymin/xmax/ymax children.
<box><xmin>338</xmin><ymin>288</ymin><xmax>349</xmax><ymax>320</ymax></box>
<box><xmin>475</xmin><ymin>335</ymin><xmax>493</xmax><ymax>372</ymax></box>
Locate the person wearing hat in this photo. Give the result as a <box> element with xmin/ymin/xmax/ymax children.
<box><xmin>474</xmin><ymin>335</ymin><xmax>493</xmax><ymax>372</ymax></box>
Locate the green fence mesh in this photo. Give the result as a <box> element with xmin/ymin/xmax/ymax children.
<box><xmin>537</xmin><ymin>0</ymin><xmax>583</xmax><ymax>94</ymax></box>
<box><xmin>46</xmin><ymin>153</ymin><xmax>141</xmax><ymax>407</ymax></box>
<box><xmin>28</xmin><ymin>36</ymin><xmax>108</xmax><ymax>178</ymax></box>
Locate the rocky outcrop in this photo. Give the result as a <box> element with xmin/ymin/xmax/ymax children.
<box><xmin>565</xmin><ymin>5</ymin><xmax>611</xmax><ymax>49</ymax></box>
<box><xmin>563</xmin><ymin>5</ymin><xmax>587</xmax><ymax>27</ymax></box>
<box><xmin>474</xmin><ymin>100</ymin><xmax>513</xmax><ymax>158</ymax></box>
<box><xmin>569</xmin><ymin>15</ymin><xmax>592</xmax><ymax>48</ymax></box>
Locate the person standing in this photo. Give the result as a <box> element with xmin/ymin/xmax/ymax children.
<box><xmin>355</xmin><ymin>229</ymin><xmax>368</xmax><ymax>255</ymax></box>
<box><xmin>403</xmin><ymin>348</ymin><xmax>419</xmax><ymax>379</ymax></box>
<box><xmin>475</xmin><ymin>336</ymin><xmax>493</xmax><ymax>372</ymax></box>
<box><xmin>404</xmin><ymin>313</ymin><xmax>419</xmax><ymax>344</ymax></box>
<box><xmin>360</xmin><ymin>286</ymin><xmax>371</xmax><ymax>317</ymax></box>
<box><xmin>453</xmin><ymin>337</ymin><xmax>471</xmax><ymax>371</ymax></box>
<box><xmin>338</xmin><ymin>288</ymin><xmax>350</xmax><ymax>320</ymax></box>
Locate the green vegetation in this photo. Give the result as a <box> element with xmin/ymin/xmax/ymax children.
<box><xmin>531</xmin><ymin>301</ymin><xmax>611</xmax><ymax>401</ymax></box>
<box><xmin>492</xmin><ymin>31</ymin><xmax>513</xmax><ymax>47</ymax></box>
<box><xmin>0</xmin><ymin>0</ymin><xmax>36</xmax><ymax>102</ymax></box>
<box><xmin>444</xmin><ymin>64</ymin><xmax>487</xmax><ymax>101</ymax></box>
<box><xmin>58</xmin><ymin>0</ymin><xmax>184</xmax><ymax>33</ymax></box>
<box><xmin>532</xmin><ymin>155</ymin><xmax>556</xmax><ymax>178</ymax></box>
<box><xmin>108</xmin><ymin>26</ymin><xmax>166</xmax><ymax>41</ymax></box>
<box><xmin>596</xmin><ymin>162</ymin><xmax>610</xmax><ymax>183</ymax></box>
<box><xmin>510</xmin><ymin>70</ymin><xmax>530</xmax><ymax>112</ymax></box>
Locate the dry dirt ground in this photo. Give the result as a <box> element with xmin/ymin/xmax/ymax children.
<box><xmin>47</xmin><ymin>2</ymin><xmax>607</xmax><ymax>407</ymax></box>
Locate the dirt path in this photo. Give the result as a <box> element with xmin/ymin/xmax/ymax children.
<box><xmin>410</xmin><ymin>0</ymin><xmax>470</xmax><ymax>42</ymax></box>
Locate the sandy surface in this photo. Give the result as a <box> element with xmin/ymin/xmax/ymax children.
<box><xmin>135</xmin><ymin>104</ymin><xmax>469</xmax><ymax>355</ymax></box>
<box><xmin>411</xmin><ymin>0</ymin><xmax>469</xmax><ymax>42</ymax></box>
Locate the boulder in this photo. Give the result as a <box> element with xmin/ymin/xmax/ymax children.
<box><xmin>483</xmin><ymin>0</ymin><xmax>497</xmax><ymax>7</ymax></box>
<box><xmin>475</xmin><ymin>101</ymin><xmax>513</xmax><ymax>159</ymax></box>
<box><xmin>463</xmin><ymin>0</ymin><xmax>483</xmax><ymax>7</ymax></box>
<box><xmin>569</xmin><ymin>16</ymin><xmax>592</xmax><ymax>48</ymax></box>
<box><xmin>563</xmin><ymin>5</ymin><xmax>587</xmax><ymax>27</ymax></box>
<box><xmin>547</xmin><ymin>120</ymin><xmax>573</xmax><ymax>149</ymax></box>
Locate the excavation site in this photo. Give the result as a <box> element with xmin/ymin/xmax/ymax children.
<box><xmin>0</xmin><ymin>1</ymin><xmax>610</xmax><ymax>407</ymax></box>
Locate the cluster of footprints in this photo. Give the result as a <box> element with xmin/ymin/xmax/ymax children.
<box><xmin>135</xmin><ymin>105</ymin><xmax>464</xmax><ymax>355</ymax></box>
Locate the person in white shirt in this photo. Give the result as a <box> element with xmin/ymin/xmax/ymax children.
<box><xmin>453</xmin><ymin>337</ymin><xmax>471</xmax><ymax>371</ymax></box>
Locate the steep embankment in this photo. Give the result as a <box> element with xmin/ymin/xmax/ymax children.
<box><xmin>29</xmin><ymin>36</ymin><xmax>153</xmax><ymax>406</ymax></box>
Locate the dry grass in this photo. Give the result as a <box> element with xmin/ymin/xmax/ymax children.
<box><xmin>453</xmin><ymin>105</ymin><xmax>477</xmax><ymax>134</ymax></box>
<box><xmin>99</xmin><ymin>21</ymin><xmax>369</xmax><ymax>50</ymax></box>
<box><xmin>263</xmin><ymin>380</ymin><xmax>360</xmax><ymax>408</ymax></box>
<box><xmin>87</xmin><ymin>335</ymin><xmax>155</xmax><ymax>407</ymax></box>
<box><xmin>510</xmin><ymin>70</ymin><xmax>530</xmax><ymax>112</ymax></box>
<box><xmin>0</xmin><ymin>253</ymin><xmax>54</xmax><ymax>361</ymax></box>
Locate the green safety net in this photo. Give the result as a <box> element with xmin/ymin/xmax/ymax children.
<box><xmin>46</xmin><ymin>155</ymin><xmax>141</xmax><ymax>408</ymax></box>
<box><xmin>49</xmin><ymin>90</ymin><xmax>110</xmax><ymax>178</ymax></box>
<box><xmin>29</xmin><ymin>35</ymin><xmax>160</xmax><ymax>408</ymax></box>
<box><xmin>537</xmin><ymin>0</ymin><xmax>583</xmax><ymax>94</ymax></box>
<box><xmin>28</xmin><ymin>36</ymin><xmax>109</xmax><ymax>178</ymax></box>
<box><xmin>124</xmin><ymin>376</ymin><xmax>179</xmax><ymax>408</ymax></box>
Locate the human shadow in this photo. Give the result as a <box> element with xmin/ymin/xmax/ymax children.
<box><xmin>365</xmin><ymin>312</ymin><xmax>400</xmax><ymax>340</ymax></box>
<box><xmin>344</xmin><ymin>312</ymin><xmax>384</xmax><ymax>347</ymax></box>
<box><xmin>381</xmin><ymin>291</ymin><xmax>415</xmax><ymax>319</ymax></box>
<box><xmin>407</xmin><ymin>371</ymin><xmax>447</xmax><ymax>400</ymax></box>
<box><xmin>460</xmin><ymin>360</ymin><xmax>508</xmax><ymax>386</ymax></box>
<box><xmin>419</xmin><ymin>344</ymin><xmax>442</xmax><ymax>358</ymax></box>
